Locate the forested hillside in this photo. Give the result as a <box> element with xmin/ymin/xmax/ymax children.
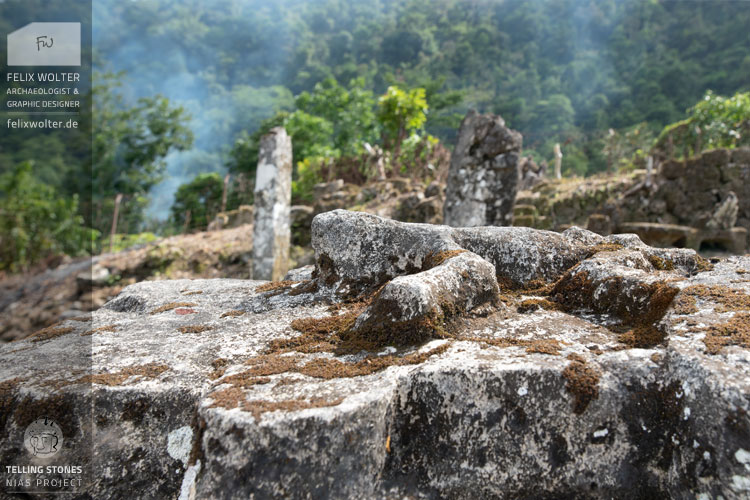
<box><xmin>92</xmin><ymin>0</ymin><xmax>750</xmax><ymax>183</ymax></box>
<box><xmin>2</xmin><ymin>0</ymin><xmax>749</xmax><ymax>269</ymax></box>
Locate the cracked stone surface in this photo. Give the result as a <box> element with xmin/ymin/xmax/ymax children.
<box><xmin>443</xmin><ymin>110</ymin><xmax>523</xmax><ymax>228</ymax></box>
<box><xmin>1</xmin><ymin>211</ymin><xmax>749</xmax><ymax>499</ymax></box>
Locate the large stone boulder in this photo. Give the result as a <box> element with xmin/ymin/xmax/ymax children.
<box><xmin>444</xmin><ymin>110</ymin><xmax>523</xmax><ymax>227</ymax></box>
<box><xmin>1</xmin><ymin>210</ymin><xmax>749</xmax><ymax>499</ymax></box>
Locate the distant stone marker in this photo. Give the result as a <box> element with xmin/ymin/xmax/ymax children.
<box><xmin>252</xmin><ymin>127</ymin><xmax>292</xmax><ymax>281</ymax></box>
<box><xmin>444</xmin><ymin>110</ymin><xmax>523</xmax><ymax>227</ymax></box>
<box><xmin>553</xmin><ymin>143</ymin><xmax>563</xmax><ymax>180</ymax></box>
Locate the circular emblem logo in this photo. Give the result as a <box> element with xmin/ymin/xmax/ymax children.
<box><xmin>24</xmin><ymin>417</ymin><xmax>63</xmax><ymax>457</ymax></box>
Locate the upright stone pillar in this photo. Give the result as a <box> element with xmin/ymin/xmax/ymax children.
<box><xmin>553</xmin><ymin>143</ymin><xmax>563</xmax><ymax>180</ymax></box>
<box><xmin>252</xmin><ymin>127</ymin><xmax>292</xmax><ymax>281</ymax></box>
<box><xmin>443</xmin><ymin>110</ymin><xmax>523</xmax><ymax>227</ymax></box>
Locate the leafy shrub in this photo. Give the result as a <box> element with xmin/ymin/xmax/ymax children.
<box><xmin>101</xmin><ymin>232</ymin><xmax>158</xmax><ymax>253</ymax></box>
<box><xmin>171</xmin><ymin>173</ymin><xmax>224</xmax><ymax>232</ymax></box>
<box><xmin>654</xmin><ymin>91</ymin><xmax>750</xmax><ymax>158</ymax></box>
<box><xmin>0</xmin><ymin>162</ymin><xmax>98</xmax><ymax>272</ymax></box>
<box><xmin>292</xmin><ymin>157</ymin><xmax>327</xmax><ymax>203</ymax></box>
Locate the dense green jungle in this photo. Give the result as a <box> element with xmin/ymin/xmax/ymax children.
<box><xmin>1</xmin><ymin>0</ymin><xmax>749</xmax><ymax>271</ymax></box>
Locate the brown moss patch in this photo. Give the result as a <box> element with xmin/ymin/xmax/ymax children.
<box><xmin>587</xmin><ymin>242</ymin><xmax>624</xmax><ymax>256</ymax></box>
<box><xmin>234</xmin><ymin>339</ymin><xmax>450</xmax><ymax>382</ymax></box>
<box><xmin>290</xmin><ymin>309</ymin><xmax>361</xmax><ymax>338</ymax></box>
<box><xmin>208</xmin><ymin>386</ymin><xmax>343</xmax><ymax>419</ymax></box>
<box><xmin>276</xmin><ymin>307</ymin><xmax>363</xmax><ymax>354</ymax></box>
<box><xmin>208</xmin><ymin>358</ymin><xmax>229</xmax><ymax>380</ymax></box>
<box><xmin>218</xmin><ymin>372</ymin><xmax>271</xmax><ymax>389</ymax></box>
<box><xmin>647</xmin><ymin>255</ymin><xmax>675</xmax><ymax>271</ymax></box>
<box><xmin>80</xmin><ymin>324</ymin><xmax>117</xmax><ymax>336</ymax></box>
<box><xmin>671</xmin><ymin>294</ymin><xmax>698</xmax><ymax>315</ymax></box>
<box><xmin>421</xmin><ymin>250</ymin><xmax>466</xmax><ymax>271</ymax></box>
<box><xmin>288</xmin><ymin>280</ymin><xmax>319</xmax><ymax>296</ymax></box>
<box><xmin>274</xmin><ymin>377</ymin><xmax>302</xmax><ymax>387</ymax></box>
<box><xmin>278</xmin><ymin>294</ymin><xmax>377</xmax><ymax>353</ymax></box>
<box><xmin>298</xmin><ymin>343</ymin><xmax>451</xmax><ymax>379</ymax></box>
<box><xmin>315</xmin><ymin>253</ymin><xmax>338</xmax><ymax>287</ymax></box>
<box><xmin>617</xmin><ymin>282</ymin><xmax>679</xmax><ymax>348</ymax></box>
<box><xmin>244</xmin><ymin>354</ymin><xmax>303</xmax><ymax>376</ymax></box>
<box><xmin>178</xmin><ymin>325</ymin><xmax>213</xmax><ymax>334</ymax></box>
<box><xmin>703</xmin><ymin>312</ymin><xmax>750</xmax><ymax>354</ymax></box>
<box><xmin>73</xmin><ymin>363</ymin><xmax>169</xmax><ymax>386</ymax></box>
<box><xmin>678</xmin><ymin>285</ymin><xmax>750</xmax><ymax>313</ymax></box>
<box><xmin>333</xmin><ymin>277</ymin><xmax>492</xmax><ymax>351</ymax></box>
<box><xmin>208</xmin><ymin>386</ymin><xmax>247</xmax><ymax>410</ymax></box>
<box><xmin>150</xmin><ymin>302</ymin><xmax>197</xmax><ymax>315</ymax></box>
<box><xmin>695</xmin><ymin>256</ymin><xmax>714</xmax><ymax>273</ymax></box>
<box><xmin>29</xmin><ymin>326</ymin><xmax>74</xmax><ymax>342</ymax></box>
<box><xmin>255</xmin><ymin>280</ymin><xmax>299</xmax><ymax>294</ymax></box>
<box><xmin>497</xmin><ymin>277</ymin><xmax>556</xmax><ymax>296</ymax></box>
<box><xmin>220</xmin><ymin>310</ymin><xmax>246</xmax><ymax>318</ymax></box>
<box><xmin>618</xmin><ymin>325</ymin><xmax>667</xmax><ymax>349</ymax></box>
<box><xmin>562</xmin><ymin>357</ymin><xmax>601</xmax><ymax>414</ymax></box>
<box><xmin>337</xmin><ymin>305</ymin><xmax>448</xmax><ymax>352</ymax></box>
<box><xmin>182</xmin><ymin>290</ymin><xmax>203</xmax><ymax>296</ymax></box>
<box><xmin>551</xmin><ymin>270</ymin><xmax>679</xmax><ymax>349</ymax></box>
<box><xmin>461</xmin><ymin>335</ymin><xmax>564</xmax><ymax>355</ymax></box>
<box><xmin>69</xmin><ymin>316</ymin><xmax>92</xmax><ymax>322</ymax></box>
<box><xmin>517</xmin><ymin>298</ymin><xmax>562</xmax><ymax>314</ymax></box>
<box><xmin>242</xmin><ymin>397</ymin><xmax>344</xmax><ymax>421</ymax></box>
<box><xmin>526</xmin><ymin>339</ymin><xmax>565</xmax><ymax>355</ymax></box>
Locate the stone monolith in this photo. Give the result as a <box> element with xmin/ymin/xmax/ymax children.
<box><xmin>444</xmin><ymin>110</ymin><xmax>523</xmax><ymax>227</ymax></box>
<box><xmin>252</xmin><ymin>127</ymin><xmax>292</xmax><ymax>280</ymax></box>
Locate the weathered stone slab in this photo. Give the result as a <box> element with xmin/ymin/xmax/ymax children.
<box><xmin>2</xmin><ymin>211</ymin><xmax>750</xmax><ymax>499</ymax></box>
<box><xmin>311</xmin><ymin>210</ymin><xmax>458</xmax><ymax>296</ymax></box>
<box><xmin>312</xmin><ymin>210</ymin><xmax>597</xmax><ymax>293</ymax></box>
<box><xmin>619</xmin><ymin>221</ymin><xmax>700</xmax><ymax>249</ymax></box>
<box><xmin>444</xmin><ymin>110</ymin><xmax>523</xmax><ymax>227</ymax></box>
<box><xmin>0</xmin><ymin>253</ymin><xmax>748</xmax><ymax>498</ymax></box>
<box><xmin>252</xmin><ymin>127</ymin><xmax>292</xmax><ymax>281</ymax></box>
<box><xmin>351</xmin><ymin>251</ymin><xmax>500</xmax><ymax>346</ymax></box>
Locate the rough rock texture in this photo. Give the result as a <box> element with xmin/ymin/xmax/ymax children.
<box><xmin>207</xmin><ymin>205</ymin><xmax>254</xmax><ymax>231</ymax></box>
<box><xmin>2</xmin><ymin>212</ymin><xmax>750</xmax><ymax>499</ymax></box>
<box><xmin>252</xmin><ymin>127</ymin><xmax>292</xmax><ymax>281</ymax></box>
<box><xmin>312</xmin><ymin>177</ymin><xmax>445</xmax><ymax>225</ymax></box>
<box><xmin>313</xmin><ymin>210</ymin><xmax>595</xmax><ymax>292</ymax></box>
<box><xmin>514</xmin><ymin>172</ymin><xmax>640</xmax><ymax>233</ymax></box>
<box><xmin>516</xmin><ymin>147</ymin><xmax>750</xmax><ymax>252</ymax></box>
<box><xmin>444</xmin><ymin>110</ymin><xmax>523</xmax><ymax>227</ymax></box>
<box><xmin>351</xmin><ymin>251</ymin><xmax>500</xmax><ymax>346</ymax></box>
<box><xmin>518</xmin><ymin>155</ymin><xmax>547</xmax><ymax>191</ymax></box>
<box><xmin>0</xmin><ymin>224</ymin><xmax>254</xmax><ymax>342</ymax></box>
<box><xmin>290</xmin><ymin>205</ymin><xmax>314</xmax><ymax>246</ymax></box>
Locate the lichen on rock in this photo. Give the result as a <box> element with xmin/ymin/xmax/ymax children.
<box><xmin>300</xmin><ymin>210</ymin><xmax>711</xmax><ymax>351</ymax></box>
<box><xmin>1</xmin><ymin>211</ymin><xmax>750</xmax><ymax>499</ymax></box>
